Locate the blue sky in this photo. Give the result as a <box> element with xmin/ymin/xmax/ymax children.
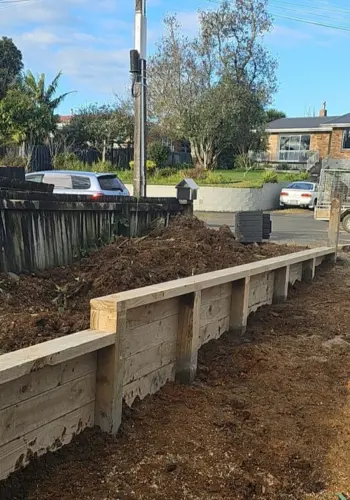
<box><xmin>1</xmin><ymin>0</ymin><xmax>350</xmax><ymax>117</ymax></box>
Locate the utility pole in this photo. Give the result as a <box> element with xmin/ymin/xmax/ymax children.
<box><xmin>131</xmin><ymin>0</ymin><xmax>147</xmax><ymax>197</ymax></box>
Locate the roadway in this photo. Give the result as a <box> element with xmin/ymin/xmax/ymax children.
<box><xmin>195</xmin><ymin>211</ymin><xmax>350</xmax><ymax>247</ymax></box>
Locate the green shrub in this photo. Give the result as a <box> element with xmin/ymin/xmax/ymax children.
<box><xmin>54</xmin><ymin>153</ymin><xmax>85</xmax><ymax>170</ymax></box>
<box><xmin>199</xmin><ymin>172</ymin><xmax>226</xmax><ymax>184</ymax></box>
<box><xmin>93</xmin><ymin>160</ymin><xmax>113</xmax><ymax>173</ymax></box>
<box><xmin>129</xmin><ymin>160</ymin><xmax>156</xmax><ymax>173</ymax></box>
<box><xmin>284</xmin><ymin>171</ymin><xmax>310</xmax><ymax>182</ymax></box>
<box><xmin>0</xmin><ymin>153</ymin><xmax>26</xmax><ymax>168</ymax></box>
<box><xmin>148</xmin><ymin>142</ymin><xmax>170</xmax><ymax>168</ymax></box>
<box><xmin>263</xmin><ymin>170</ymin><xmax>278</xmax><ymax>184</ymax></box>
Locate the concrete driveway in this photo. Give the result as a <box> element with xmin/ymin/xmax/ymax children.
<box><xmin>196</xmin><ymin>211</ymin><xmax>350</xmax><ymax>246</ymax></box>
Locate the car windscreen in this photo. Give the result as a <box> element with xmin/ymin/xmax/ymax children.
<box><xmin>287</xmin><ymin>182</ymin><xmax>314</xmax><ymax>190</ymax></box>
<box><xmin>98</xmin><ymin>175</ymin><xmax>125</xmax><ymax>191</ymax></box>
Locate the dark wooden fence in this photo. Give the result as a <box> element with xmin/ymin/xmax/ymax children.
<box><xmin>0</xmin><ymin>145</ymin><xmax>192</xmax><ymax>172</ymax></box>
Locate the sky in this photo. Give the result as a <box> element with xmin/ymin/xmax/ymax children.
<box><xmin>1</xmin><ymin>0</ymin><xmax>350</xmax><ymax>118</ymax></box>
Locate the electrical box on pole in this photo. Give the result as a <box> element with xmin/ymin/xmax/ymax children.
<box><xmin>131</xmin><ymin>0</ymin><xmax>147</xmax><ymax>198</ymax></box>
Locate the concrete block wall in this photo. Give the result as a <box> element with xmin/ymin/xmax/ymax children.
<box><xmin>125</xmin><ymin>182</ymin><xmax>287</xmax><ymax>213</ymax></box>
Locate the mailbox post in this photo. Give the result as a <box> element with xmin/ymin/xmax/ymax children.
<box><xmin>176</xmin><ymin>179</ymin><xmax>199</xmax><ymax>216</ymax></box>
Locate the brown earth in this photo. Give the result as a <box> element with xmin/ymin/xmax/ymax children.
<box><xmin>0</xmin><ymin>217</ymin><xmax>304</xmax><ymax>353</ymax></box>
<box><xmin>2</xmin><ymin>260</ymin><xmax>350</xmax><ymax>500</ymax></box>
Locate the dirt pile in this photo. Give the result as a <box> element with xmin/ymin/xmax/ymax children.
<box><xmin>0</xmin><ymin>217</ymin><xmax>304</xmax><ymax>352</ymax></box>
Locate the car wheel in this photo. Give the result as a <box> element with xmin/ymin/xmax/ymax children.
<box><xmin>342</xmin><ymin>213</ymin><xmax>350</xmax><ymax>233</ymax></box>
<box><xmin>309</xmin><ymin>198</ymin><xmax>317</xmax><ymax>211</ymax></box>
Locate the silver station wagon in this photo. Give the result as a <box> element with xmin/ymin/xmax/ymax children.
<box><xmin>25</xmin><ymin>170</ymin><xmax>130</xmax><ymax>198</ymax></box>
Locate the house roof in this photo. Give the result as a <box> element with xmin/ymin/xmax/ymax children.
<box><xmin>326</xmin><ymin>113</ymin><xmax>350</xmax><ymax>125</ymax></box>
<box><xmin>267</xmin><ymin>113</ymin><xmax>350</xmax><ymax>132</ymax></box>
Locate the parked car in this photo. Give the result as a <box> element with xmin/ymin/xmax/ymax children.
<box><xmin>25</xmin><ymin>171</ymin><xmax>130</xmax><ymax>198</ymax></box>
<box><xmin>280</xmin><ymin>181</ymin><xmax>318</xmax><ymax>210</ymax></box>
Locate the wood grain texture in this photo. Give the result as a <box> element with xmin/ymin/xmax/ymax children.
<box><xmin>123</xmin><ymin>340</ymin><xmax>176</xmax><ymax>386</ymax></box>
<box><xmin>230</xmin><ymin>277</ymin><xmax>250</xmax><ymax>334</ymax></box>
<box><xmin>0</xmin><ymin>372</ymin><xmax>95</xmax><ymax>447</ymax></box>
<box><xmin>199</xmin><ymin>316</ymin><xmax>230</xmax><ymax>347</ymax></box>
<box><xmin>126</xmin><ymin>298</ymin><xmax>179</xmax><ymax>330</ymax></box>
<box><xmin>0</xmin><ymin>353</ymin><xmax>96</xmax><ymax>411</ymax></box>
<box><xmin>273</xmin><ymin>266</ymin><xmax>290</xmax><ymax>304</ymax></box>
<box><xmin>0</xmin><ymin>330</ymin><xmax>114</xmax><ymax>386</ymax></box>
<box><xmin>176</xmin><ymin>291</ymin><xmax>201</xmax><ymax>384</ymax></box>
<box><xmin>123</xmin><ymin>363</ymin><xmax>175</xmax><ymax>407</ymax></box>
<box><xmin>0</xmin><ymin>402</ymin><xmax>94</xmax><ymax>481</ymax></box>
<box><xmin>94</xmin><ymin>309</ymin><xmax>126</xmax><ymax>435</ymax></box>
<box><xmin>123</xmin><ymin>314</ymin><xmax>178</xmax><ymax>359</ymax></box>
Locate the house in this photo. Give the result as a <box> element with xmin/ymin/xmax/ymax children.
<box><xmin>261</xmin><ymin>103</ymin><xmax>350</xmax><ymax>170</ymax></box>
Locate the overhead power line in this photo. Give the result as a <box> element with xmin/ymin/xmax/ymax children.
<box><xmin>271</xmin><ymin>0</ymin><xmax>350</xmax><ymax>15</ymax></box>
<box><xmin>271</xmin><ymin>12</ymin><xmax>350</xmax><ymax>32</ymax></box>
<box><xmin>271</xmin><ymin>3</ymin><xmax>350</xmax><ymax>22</ymax></box>
<box><xmin>206</xmin><ymin>0</ymin><xmax>350</xmax><ymax>33</ymax></box>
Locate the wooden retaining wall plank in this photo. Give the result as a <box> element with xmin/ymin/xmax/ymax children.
<box><xmin>199</xmin><ymin>316</ymin><xmax>230</xmax><ymax>347</ymax></box>
<box><xmin>0</xmin><ymin>353</ymin><xmax>96</xmax><ymax>411</ymax></box>
<box><xmin>0</xmin><ymin>329</ymin><xmax>114</xmax><ymax>386</ymax></box>
<box><xmin>248</xmin><ymin>272</ymin><xmax>274</xmax><ymax>313</ymax></box>
<box><xmin>0</xmin><ymin>372</ymin><xmax>96</xmax><ymax>447</ymax></box>
<box><xmin>200</xmin><ymin>295</ymin><xmax>231</xmax><ymax>326</ymax></box>
<box><xmin>0</xmin><ymin>402</ymin><xmax>95</xmax><ymax>481</ymax></box>
<box><xmin>123</xmin><ymin>314</ymin><xmax>178</xmax><ymax>358</ymax></box>
<box><xmin>201</xmin><ymin>284</ymin><xmax>232</xmax><ymax>305</ymax></box>
<box><xmin>123</xmin><ymin>340</ymin><xmax>176</xmax><ymax>386</ymax></box>
<box><xmin>126</xmin><ymin>298</ymin><xmax>179</xmax><ymax>330</ymax></box>
<box><xmin>123</xmin><ymin>363</ymin><xmax>175</xmax><ymax>407</ymax></box>
<box><xmin>289</xmin><ymin>263</ymin><xmax>303</xmax><ymax>284</ymax></box>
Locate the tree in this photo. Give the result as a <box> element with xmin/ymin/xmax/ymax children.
<box><xmin>148</xmin><ymin>1</ymin><xmax>277</xmax><ymax>170</ymax></box>
<box><xmin>148</xmin><ymin>142</ymin><xmax>170</xmax><ymax>168</ymax></box>
<box><xmin>66</xmin><ymin>101</ymin><xmax>134</xmax><ymax>162</ymax></box>
<box><xmin>0</xmin><ymin>37</ymin><xmax>23</xmax><ymax>99</ymax></box>
<box><xmin>266</xmin><ymin>109</ymin><xmax>286</xmax><ymax>122</ymax></box>
<box><xmin>22</xmin><ymin>70</ymin><xmax>73</xmax><ymax>111</ymax></box>
<box><xmin>0</xmin><ymin>71</ymin><xmax>72</xmax><ymax>152</ymax></box>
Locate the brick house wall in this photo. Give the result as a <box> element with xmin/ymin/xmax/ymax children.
<box><xmin>310</xmin><ymin>132</ymin><xmax>331</xmax><ymax>159</ymax></box>
<box><xmin>267</xmin><ymin>134</ymin><xmax>279</xmax><ymax>158</ymax></box>
<box><xmin>329</xmin><ymin>129</ymin><xmax>350</xmax><ymax>159</ymax></box>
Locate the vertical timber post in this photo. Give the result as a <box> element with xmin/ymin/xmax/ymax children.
<box><xmin>176</xmin><ymin>290</ymin><xmax>201</xmax><ymax>384</ymax></box>
<box><xmin>90</xmin><ymin>299</ymin><xmax>125</xmax><ymax>435</ymax></box>
<box><xmin>302</xmin><ymin>258</ymin><xmax>316</xmax><ymax>284</ymax></box>
<box><xmin>328</xmin><ymin>198</ymin><xmax>341</xmax><ymax>263</ymax></box>
<box><xmin>273</xmin><ymin>265</ymin><xmax>290</xmax><ymax>304</ymax></box>
<box><xmin>229</xmin><ymin>277</ymin><xmax>250</xmax><ymax>334</ymax></box>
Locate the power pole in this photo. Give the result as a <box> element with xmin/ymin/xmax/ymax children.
<box><xmin>132</xmin><ymin>0</ymin><xmax>147</xmax><ymax>197</ymax></box>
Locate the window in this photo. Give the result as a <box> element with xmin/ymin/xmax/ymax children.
<box><xmin>287</xmin><ymin>182</ymin><xmax>314</xmax><ymax>190</ymax></box>
<box><xmin>342</xmin><ymin>129</ymin><xmax>350</xmax><ymax>149</ymax></box>
<box><xmin>43</xmin><ymin>174</ymin><xmax>72</xmax><ymax>189</ymax></box>
<box><xmin>72</xmin><ymin>176</ymin><xmax>91</xmax><ymax>189</ymax></box>
<box><xmin>278</xmin><ymin>135</ymin><xmax>311</xmax><ymax>161</ymax></box>
<box><xmin>26</xmin><ymin>174</ymin><xmax>43</xmax><ymax>183</ymax></box>
<box><xmin>98</xmin><ymin>175</ymin><xmax>125</xmax><ymax>191</ymax></box>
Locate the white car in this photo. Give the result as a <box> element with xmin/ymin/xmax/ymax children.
<box><xmin>280</xmin><ymin>181</ymin><xmax>318</xmax><ymax>210</ymax></box>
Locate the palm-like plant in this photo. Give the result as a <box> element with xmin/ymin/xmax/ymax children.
<box><xmin>22</xmin><ymin>70</ymin><xmax>73</xmax><ymax>111</ymax></box>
